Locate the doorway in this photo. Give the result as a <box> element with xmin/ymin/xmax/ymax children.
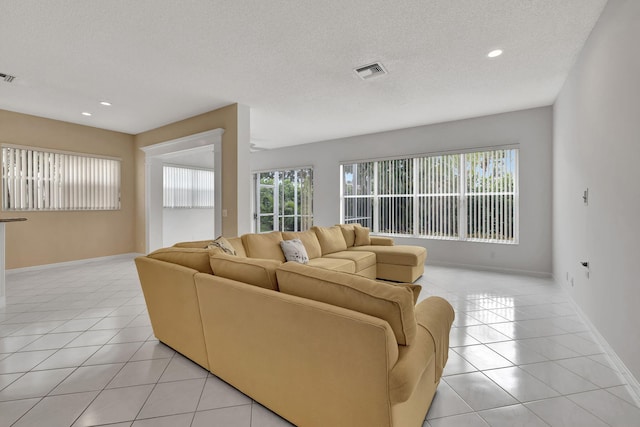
<box><xmin>141</xmin><ymin>129</ymin><xmax>224</xmax><ymax>252</ymax></box>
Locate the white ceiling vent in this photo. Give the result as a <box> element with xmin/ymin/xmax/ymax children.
<box><xmin>354</xmin><ymin>62</ymin><xmax>387</xmax><ymax>80</ymax></box>
<box><xmin>0</xmin><ymin>73</ymin><xmax>16</xmax><ymax>83</ymax></box>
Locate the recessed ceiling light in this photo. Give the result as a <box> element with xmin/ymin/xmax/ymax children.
<box><xmin>82</xmin><ymin>112</ymin><xmax>92</xmax><ymax>116</ymax></box>
<box><xmin>100</xmin><ymin>101</ymin><xmax>111</xmax><ymax>106</ymax></box>
<box><xmin>487</xmin><ymin>49</ymin><xmax>503</xmax><ymax>58</ymax></box>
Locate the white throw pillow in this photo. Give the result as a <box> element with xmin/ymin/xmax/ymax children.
<box><xmin>280</xmin><ymin>238</ymin><xmax>309</xmax><ymax>264</ymax></box>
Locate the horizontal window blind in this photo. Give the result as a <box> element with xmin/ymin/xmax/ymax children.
<box><xmin>340</xmin><ymin>148</ymin><xmax>518</xmax><ymax>244</ymax></box>
<box><xmin>2</xmin><ymin>146</ymin><xmax>121</xmax><ymax>211</ymax></box>
<box><xmin>163</xmin><ymin>166</ymin><xmax>215</xmax><ymax>208</ymax></box>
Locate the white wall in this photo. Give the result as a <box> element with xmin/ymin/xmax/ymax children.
<box><xmin>252</xmin><ymin>107</ymin><xmax>553</xmax><ymax>275</ymax></box>
<box><xmin>237</xmin><ymin>104</ymin><xmax>253</xmax><ymax>235</ymax></box>
<box><xmin>162</xmin><ymin>208</ymin><xmax>216</xmax><ymax>247</ymax></box>
<box><xmin>553</xmin><ymin>0</ymin><xmax>640</xmax><ymax>380</ymax></box>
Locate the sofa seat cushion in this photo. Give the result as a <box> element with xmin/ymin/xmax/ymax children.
<box><xmin>313</xmin><ymin>226</ymin><xmax>348</xmax><ymax>255</ymax></box>
<box><xmin>210</xmin><ymin>253</ymin><xmax>281</xmax><ymax>291</ymax></box>
<box><xmin>276</xmin><ymin>263</ymin><xmax>417</xmax><ymax>345</ymax></box>
<box><xmin>348</xmin><ymin>245</ymin><xmax>426</xmax><ymax>266</ymax></box>
<box><xmin>241</xmin><ymin>231</ymin><xmax>285</xmax><ymax>261</ymax></box>
<box><xmin>282</xmin><ymin>230</ymin><xmax>322</xmax><ymax>259</ymax></box>
<box><xmin>324</xmin><ymin>250</ymin><xmax>376</xmax><ymax>272</ymax></box>
<box><xmin>148</xmin><ymin>247</ymin><xmax>213</xmax><ymax>274</ymax></box>
<box><xmin>306</xmin><ymin>257</ymin><xmax>355</xmax><ymax>274</ymax></box>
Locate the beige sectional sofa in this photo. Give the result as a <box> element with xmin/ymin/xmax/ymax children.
<box><xmin>173</xmin><ymin>224</ymin><xmax>427</xmax><ymax>282</ymax></box>
<box><xmin>135</xmin><ymin>226</ymin><xmax>453</xmax><ymax>427</ymax></box>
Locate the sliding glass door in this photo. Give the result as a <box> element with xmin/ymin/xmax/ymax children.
<box><xmin>255</xmin><ymin>168</ymin><xmax>313</xmax><ymax>233</ymax></box>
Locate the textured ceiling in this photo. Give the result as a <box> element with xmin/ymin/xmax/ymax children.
<box><xmin>0</xmin><ymin>0</ymin><xmax>607</xmax><ymax>148</ymax></box>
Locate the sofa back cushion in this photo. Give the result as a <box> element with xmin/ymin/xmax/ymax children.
<box><xmin>337</xmin><ymin>224</ymin><xmax>359</xmax><ymax>247</ymax></box>
<box><xmin>227</xmin><ymin>237</ymin><xmax>247</xmax><ymax>257</ymax></box>
<box><xmin>398</xmin><ymin>283</ymin><xmax>422</xmax><ymax>304</ymax></box>
<box><xmin>354</xmin><ymin>226</ymin><xmax>372</xmax><ymax>246</ymax></box>
<box><xmin>282</xmin><ymin>230</ymin><xmax>322</xmax><ymax>259</ymax></box>
<box><xmin>276</xmin><ymin>263</ymin><xmax>417</xmax><ymax>345</ymax></box>
<box><xmin>241</xmin><ymin>231</ymin><xmax>285</xmax><ymax>261</ymax></box>
<box><xmin>148</xmin><ymin>247</ymin><xmax>214</xmax><ymax>274</ymax></box>
<box><xmin>210</xmin><ymin>253</ymin><xmax>281</xmax><ymax>291</ymax></box>
<box><xmin>312</xmin><ymin>226</ymin><xmax>348</xmax><ymax>255</ymax></box>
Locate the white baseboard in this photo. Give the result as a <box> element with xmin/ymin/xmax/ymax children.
<box><xmin>6</xmin><ymin>253</ymin><xmax>143</xmax><ymax>275</ymax></box>
<box><xmin>554</xmin><ymin>275</ymin><xmax>640</xmax><ymax>407</ymax></box>
<box><xmin>427</xmin><ymin>259</ymin><xmax>552</xmax><ymax>279</ymax></box>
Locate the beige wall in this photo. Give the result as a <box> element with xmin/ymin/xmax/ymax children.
<box><xmin>0</xmin><ymin>109</ymin><xmax>136</xmax><ymax>268</ymax></box>
<box><xmin>0</xmin><ymin>103</ymin><xmax>241</xmax><ymax>267</ymax></box>
<box><xmin>134</xmin><ymin>104</ymin><xmax>239</xmax><ymax>253</ymax></box>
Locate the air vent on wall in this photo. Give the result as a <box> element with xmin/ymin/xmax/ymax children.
<box><xmin>354</xmin><ymin>62</ymin><xmax>387</xmax><ymax>80</ymax></box>
<box><xmin>0</xmin><ymin>73</ymin><xmax>16</xmax><ymax>83</ymax></box>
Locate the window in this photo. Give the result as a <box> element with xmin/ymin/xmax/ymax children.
<box><xmin>255</xmin><ymin>167</ymin><xmax>313</xmax><ymax>233</ymax></box>
<box><xmin>163</xmin><ymin>166</ymin><xmax>214</xmax><ymax>208</ymax></box>
<box><xmin>1</xmin><ymin>145</ymin><xmax>121</xmax><ymax>211</ymax></box>
<box><xmin>341</xmin><ymin>148</ymin><xmax>518</xmax><ymax>243</ymax></box>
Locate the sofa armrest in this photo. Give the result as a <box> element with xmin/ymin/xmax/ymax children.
<box><xmin>173</xmin><ymin>239</ymin><xmax>214</xmax><ymax>248</ymax></box>
<box><xmin>135</xmin><ymin>257</ymin><xmax>209</xmax><ymax>369</ymax></box>
<box><xmin>371</xmin><ymin>236</ymin><xmax>395</xmax><ymax>246</ymax></box>
<box><xmin>415</xmin><ymin>297</ymin><xmax>455</xmax><ymax>381</ymax></box>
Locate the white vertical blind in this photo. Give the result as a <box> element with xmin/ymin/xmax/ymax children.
<box><xmin>415</xmin><ymin>154</ymin><xmax>460</xmax><ymax>239</ymax></box>
<box><xmin>163</xmin><ymin>166</ymin><xmax>215</xmax><ymax>208</ymax></box>
<box><xmin>463</xmin><ymin>149</ymin><xmax>517</xmax><ymax>242</ymax></box>
<box><xmin>1</xmin><ymin>145</ymin><xmax>121</xmax><ymax>211</ymax></box>
<box><xmin>341</xmin><ymin>162</ymin><xmax>375</xmax><ymax>229</ymax></box>
<box><xmin>340</xmin><ymin>148</ymin><xmax>518</xmax><ymax>244</ymax></box>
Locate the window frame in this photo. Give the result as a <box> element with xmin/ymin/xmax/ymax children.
<box><xmin>340</xmin><ymin>146</ymin><xmax>519</xmax><ymax>244</ymax></box>
<box><xmin>253</xmin><ymin>166</ymin><xmax>314</xmax><ymax>233</ymax></box>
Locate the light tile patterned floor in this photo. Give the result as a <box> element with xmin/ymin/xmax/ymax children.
<box><xmin>0</xmin><ymin>256</ymin><xmax>638</xmax><ymax>426</ymax></box>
